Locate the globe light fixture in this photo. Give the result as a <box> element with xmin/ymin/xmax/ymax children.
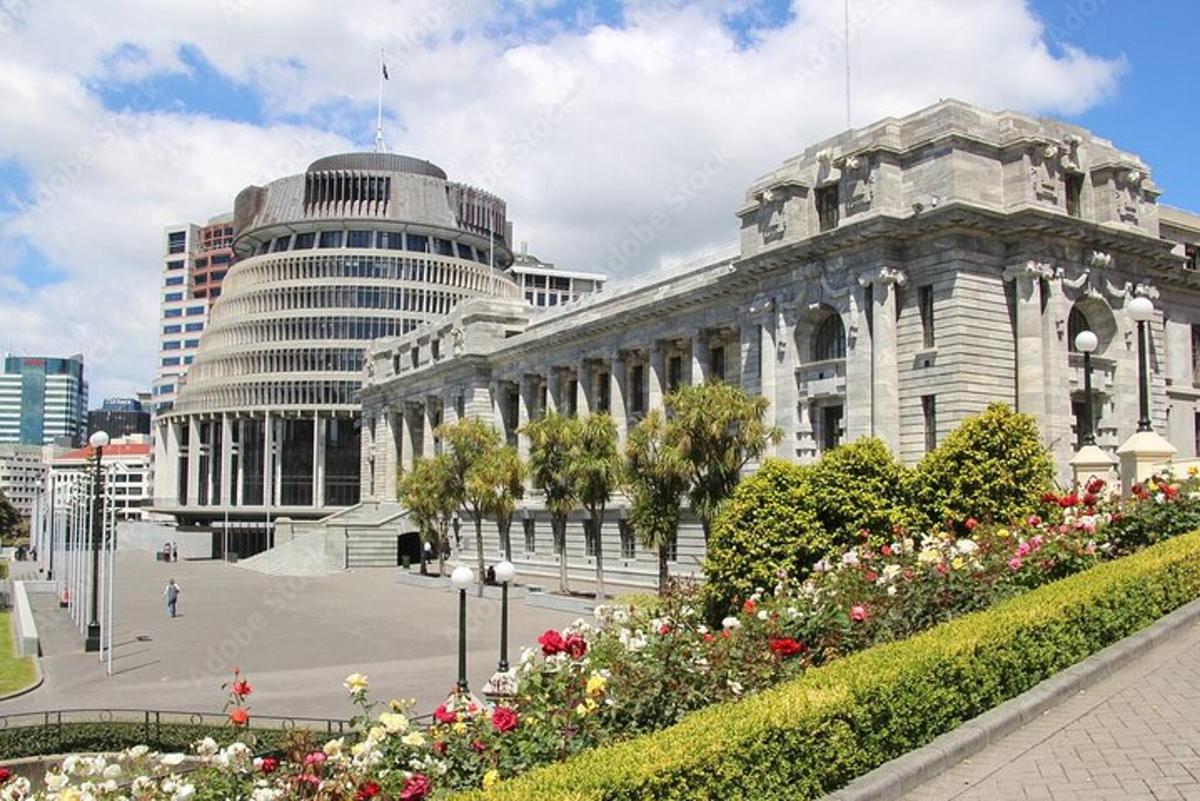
<box><xmin>495</xmin><ymin>561</ymin><xmax>516</xmax><ymax>674</ymax></box>
<box><xmin>1074</xmin><ymin>331</ymin><xmax>1098</xmax><ymax>446</ymax></box>
<box><xmin>450</xmin><ymin>564</ymin><xmax>475</xmax><ymax>694</ymax></box>
<box><xmin>85</xmin><ymin>430</ymin><xmax>109</xmax><ymax>652</ymax></box>
<box><xmin>1127</xmin><ymin>297</ymin><xmax>1155</xmax><ymax>431</ymax></box>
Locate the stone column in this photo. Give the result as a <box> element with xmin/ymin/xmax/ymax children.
<box><xmin>186</xmin><ymin>417</ymin><xmax>201</xmax><ymax>507</ymax></box>
<box><xmin>691</xmin><ymin>330</ymin><xmax>707</xmax><ymax>385</ymax></box>
<box><xmin>219</xmin><ymin>413</ymin><xmax>233</xmax><ymax>507</ymax></box>
<box><xmin>649</xmin><ymin>343</ymin><xmax>666</xmax><ymax>412</ymax></box>
<box><xmin>610</xmin><ymin>353</ymin><xmax>628</xmax><ymax>445</ymax></box>
<box><xmin>313</xmin><ymin>416</ymin><xmax>327</xmax><ymax>507</ymax></box>
<box><xmin>235</xmin><ymin>418</ymin><xmax>245</xmax><ymax>506</ymax></box>
<box><xmin>576</xmin><ymin>361</ymin><xmax>592</xmax><ymax>416</ymax></box>
<box><xmin>422</xmin><ymin>399</ymin><xmax>437</xmax><ymax>457</ymax></box>
<box><xmin>399</xmin><ymin>405</ymin><xmax>414</xmax><ymax>473</ymax></box>
<box><xmin>545</xmin><ymin>370</ymin><xmax>559</xmax><ymax>415</ymax></box>
<box><xmin>262</xmin><ymin>412</ymin><xmax>273</xmax><ymax>508</ymax></box>
<box><xmin>759</xmin><ymin>302</ymin><xmax>778</xmax><ymax>457</ymax></box>
<box><xmin>844</xmin><ymin>284</ymin><xmax>873</xmax><ymax>441</ymax></box>
<box><xmin>1003</xmin><ymin>260</ymin><xmax>1053</xmax><ymax>435</ymax></box>
<box><xmin>490</xmin><ymin>380</ymin><xmax>505</xmax><ymax>435</ymax></box>
<box><xmin>859</xmin><ymin>267</ymin><xmax>907</xmax><ymax>452</ymax></box>
<box><xmin>518</xmin><ymin>376</ymin><xmax>532</xmax><ymax>461</ymax></box>
<box><xmin>738</xmin><ymin>321</ymin><xmax>758</xmax><ymax>395</ymax></box>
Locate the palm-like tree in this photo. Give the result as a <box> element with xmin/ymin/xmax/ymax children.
<box><xmin>467</xmin><ymin>444</ymin><xmax>526</xmax><ymax>560</ymax></box>
<box><xmin>524</xmin><ymin>412</ymin><xmax>580</xmax><ymax>594</ymax></box>
<box><xmin>625</xmin><ymin>410</ymin><xmax>689</xmax><ymax>594</ymax></box>
<box><xmin>570</xmin><ymin>414</ymin><xmax>621</xmax><ymax>600</ymax></box>
<box><xmin>439</xmin><ymin>418</ymin><xmax>505</xmax><ymax>591</ymax></box>
<box><xmin>398</xmin><ymin>455</ymin><xmax>456</xmax><ymax>576</ymax></box>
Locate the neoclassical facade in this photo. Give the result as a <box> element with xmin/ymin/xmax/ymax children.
<box><xmin>152</xmin><ymin>153</ymin><xmax>521</xmax><ymax>525</ymax></box>
<box><xmin>352</xmin><ymin>100</ymin><xmax>1200</xmax><ymax>589</ymax></box>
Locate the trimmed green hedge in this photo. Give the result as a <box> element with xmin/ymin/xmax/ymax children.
<box><xmin>0</xmin><ymin>721</ymin><xmax>298</xmax><ymax>761</ymax></box>
<box><xmin>457</xmin><ymin>529</ymin><xmax>1200</xmax><ymax>800</ymax></box>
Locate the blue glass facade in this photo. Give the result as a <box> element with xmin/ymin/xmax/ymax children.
<box><xmin>1</xmin><ymin>355</ymin><xmax>87</xmax><ymax>446</ymax></box>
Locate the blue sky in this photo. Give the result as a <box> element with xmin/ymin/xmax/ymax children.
<box><xmin>0</xmin><ymin>0</ymin><xmax>1194</xmax><ymax>401</ymax></box>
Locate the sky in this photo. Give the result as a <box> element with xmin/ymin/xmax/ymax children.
<box><xmin>0</xmin><ymin>0</ymin><xmax>1195</xmax><ymax>403</ymax></box>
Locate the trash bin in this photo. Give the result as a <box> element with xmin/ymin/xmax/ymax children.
<box><xmin>401</xmin><ymin>555</ymin><xmax>411</xmax><ymax>570</ymax></box>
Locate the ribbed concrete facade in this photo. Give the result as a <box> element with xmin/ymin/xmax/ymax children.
<box><xmin>153</xmin><ymin>153</ymin><xmax>520</xmax><ymax>527</ymax></box>
<box><xmin>355</xmin><ymin>100</ymin><xmax>1200</xmax><ymax>590</ymax></box>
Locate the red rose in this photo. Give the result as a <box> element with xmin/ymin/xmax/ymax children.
<box><xmin>851</xmin><ymin>604</ymin><xmax>869</xmax><ymax>622</ymax></box>
<box><xmin>864</xmin><ymin>571</ymin><xmax>878</xmax><ymax>583</ymax></box>
<box><xmin>1085</xmin><ymin>477</ymin><xmax>1106</xmax><ymax>495</ymax></box>
<box><xmin>742</xmin><ymin>599</ymin><xmax>757</xmax><ymax>615</ymax></box>
<box><xmin>356</xmin><ymin>781</ymin><xmax>382</xmax><ymax>800</ymax></box>
<box><xmin>1059</xmin><ymin>493</ymin><xmax>1079</xmax><ymax>508</ymax></box>
<box><xmin>538</xmin><ymin>629</ymin><xmax>565</xmax><ymax>656</ymax></box>
<box><xmin>1041</xmin><ymin>491</ymin><xmax>1059</xmax><ymax>504</ymax></box>
<box><xmin>1082</xmin><ymin>493</ymin><xmax>1098</xmax><ymax>507</ymax></box>
<box><xmin>703</xmin><ymin>632</ymin><xmax>715</xmax><ymax>643</ymax></box>
<box><xmin>564</xmin><ymin>633</ymin><xmax>588</xmax><ymax>659</ymax></box>
<box><xmin>471</xmin><ymin>739</ymin><xmax>486</xmax><ymax>753</ymax></box>
<box><xmin>491</xmin><ymin>706</ymin><xmax>519</xmax><ymax>734</ymax></box>
<box><xmin>433</xmin><ymin>704</ymin><xmax>457</xmax><ymax>724</ymax></box>
<box><xmin>936</xmin><ymin>563</ymin><xmax>948</xmax><ymax>576</ymax></box>
<box><xmin>658</xmin><ymin>623</ymin><xmax>671</xmax><ymax>635</ymax></box>
<box><xmin>399</xmin><ymin>774</ymin><xmax>432</xmax><ymax>801</ymax></box>
<box><xmin>768</xmin><ymin>638</ymin><xmax>807</xmax><ymax>657</ymax></box>
<box><xmin>232</xmin><ymin>679</ymin><xmax>253</xmax><ymax>698</ymax></box>
<box><xmin>965</xmin><ymin>517</ymin><xmax>978</xmax><ymax>530</ymax></box>
<box><xmin>881</xmin><ymin>545</ymin><xmax>893</xmax><ymax>557</ymax></box>
<box><xmin>260</xmin><ymin>757</ymin><xmax>279</xmax><ymax>774</ymax></box>
<box><xmin>228</xmin><ymin>707</ymin><xmax>250</xmax><ymax>727</ymax></box>
<box><xmin>432</xmin><ymin>741</ymin><xmax>447</xmax><ymax>754</ymax></box>
<box><xmin>0</xmin><ymin>768</ymin><xmax>10</xmax><ymax>784</ymax></box>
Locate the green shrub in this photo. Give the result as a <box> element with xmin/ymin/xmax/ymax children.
<box><xmin>805</xmin><ymin>437</ymin><xmax>915</xmax><ymax>545</ymax></box>
<box><xmin>455</xmin><ymin>529</ymin><xmax>1200</xmax><ymax>800</ymax></box>
<box><xmin>701</xmin><ymin>460</ymin><xmax>828</xmax><ymax>614</ymax></box>
<box><xmin>910</xmin><ymin>403</ymin><xmax>1054</xmax><ymax>533</ymax></box>
<box><xmin>0</xmin><ymin>561</ymin><xmax>8</xmax><ymax>580</ymax></box>
<box><xmin>0</xmin><ymin>721</ymin><xmax>306</xmax><ymax>760</ymax></box>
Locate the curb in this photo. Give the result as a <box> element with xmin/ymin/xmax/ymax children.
<box><xmin>821</xmin><ymin>595</ymin><xmax>1200</xmax><ymax>801</ymax></box>
<box><xmin>0</xmin><ymin>652</ymin><xmax>44</xmax><ymax>704</ymax></box>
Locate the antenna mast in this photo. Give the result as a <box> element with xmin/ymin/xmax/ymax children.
<box><xmin>844</xmin><ymin>0</ymin><xmax>852</xmax><ymax>131</ymax></box>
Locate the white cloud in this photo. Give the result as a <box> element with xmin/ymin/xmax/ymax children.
<box><xmin>0</xmin><ymin>0</ymin><xmax>1124</xmax><ymax>401</ymax></box>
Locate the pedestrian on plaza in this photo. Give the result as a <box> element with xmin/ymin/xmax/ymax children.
<box><xmin>163</xmin><ymin>578</ymin><xmax>181</xmax><ymax>618</ymax></box>
<box><xmin>171</xmin><ymin>543</ymin><xmax>178</xmax><ymax>562</ymax></box>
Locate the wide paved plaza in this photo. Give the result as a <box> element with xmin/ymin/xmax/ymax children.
<box><xmin>899</xmin><ymin>616</ymin><xmax>1200</xmax><ymax>801</ymax></box>
<box><xmin>2</xmin><ymin>553</ymin><xmax>575</xmax><ymax>720</ymax></box>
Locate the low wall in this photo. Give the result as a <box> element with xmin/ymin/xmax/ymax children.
<box><xmin>11</xmin><ymin>581</ymin><xmax>38</xmax><ymax>657</ymax></box>
<box><xmin>115</xmin><ymin>522</ymin><xmax>210</xmax><ymax>560</ymax></box>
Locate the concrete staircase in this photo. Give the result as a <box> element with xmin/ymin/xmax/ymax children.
<box><xmin>234</xmin><ymin>530</ymin><xmax>340</xmax><ymax>576</ymax></box>
<box><xmin>236</xmin><ymin>501</ymin><xmax>411</xmax><ymax>576</ymax></box>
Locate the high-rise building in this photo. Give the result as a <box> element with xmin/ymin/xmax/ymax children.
<box><xmin>88</xmin><ymin>396</ymin><xmax>151</xmax><ymax>439</ymax></box>
<box><xmin>508</xmin><ymin>243</ymin><xmax>606</xmax><ymax>307</ymax></box>
<box><xmin>0</xmin><ymin>354</ymin><xmax>88</xmax><ymax>446</ymax></box>
<box><xmin>154</xmin><ymin>213</ymin><xmax>235</xmax><ymax>415</ymax></box>
<box><xmin>0</xmin><ymin>443</ymin><xmax>63</xmax><ymax>519</ymax></box>
<box><xmin>153</xmin><ymin>152</ymin><xmax>522</xmax><ymax>528</ymax></box>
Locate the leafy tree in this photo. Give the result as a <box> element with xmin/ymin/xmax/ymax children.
<box><xmin>467</xmin><ymin>444</ymin><xmax>526</xmax><ymax>560</ymax></box>
<box><xmin>909</xmin><ymin>403</ymin><xmax>1055</xmax><ymax>533</ymax></box>
<box><xmin>439</xmin><ymin>418</ymin><xmax>506</xmax><ymax>590</ymax></box>
<box><xmin>625</xmin><ymin>410</ymin><xmax>690</xmax><ymax>594</ymax></box>
<box><xmin>397</xmin><ymin>455</ymin><xmax>456</xmax><ymax>576</ymax></box>
<box><xmin>665</xmin><ymin>382</ymin><xmax>782</xmax><ymax>541</ymax></box>
<box><xmin>805</xmin><ymin>437</ymin><xmax>916</xmax><ymax>546</ymax></box>
<box><xmin>0</xmin><ymin>490</ymin><xmax>18</xmax><ymax>545</ymax></box>
<box><xmin>524</xmin><ymin>412</ymin><xmax>580</xmax><ymax>594</ymax></box>
<box><xmin>570</xmin><ymin>414</ymin><xmax>621</xmax><ymax>600</ymax></box>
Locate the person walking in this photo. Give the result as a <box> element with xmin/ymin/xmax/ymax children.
<box><xmin>163</xmin><ymin>578</ymin><xmax>181</xmax><ymax>618</ymax></box>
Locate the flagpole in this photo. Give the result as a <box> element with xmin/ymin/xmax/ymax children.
<box><xmin>375</xmin><ymin>48</ymin><xmax>386</xmax><ymax>153</ymax></box>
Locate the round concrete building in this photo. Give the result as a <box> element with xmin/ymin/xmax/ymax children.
<box><xmin>153</xmin><ymin>152</ymin><xmax>520</xmax><ymax>534</ymax></box>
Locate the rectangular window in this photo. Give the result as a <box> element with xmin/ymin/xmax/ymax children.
<box><xmin>377</xmin><ymin>231</ymin><xmax>403</xmax><ymax>250</ymax></box>
<box><xmin>709</xmin><ymin>345</ymin><xmax>726</xmax><ymax>382</ymax></box>
<box><xmin>186</xmin><ymin>305</ymin><xmax>205</xmax><ymax>316</ymax></box>
<box><xmin>165</xmin><ymin>275</ymin><xmax>184</xmax><ymax>286</ymax></box>
<box><xmin>630</xmin><ymin>364</ymin><xmax>646</xmax><ymax>414</ymax></box>
<box><xmin>164</xmin><ymin>309</ymin><xmax>182</xmax><ymax>318</ymax></box>
<box><xmin>164</xmin><ymin>292</ymin><xmax>183</xmax><ymax>302</ymax></box>
<box><xmin>457</xmin><ymin>243</ymin><xmax>473</xmax><ymax>260</ymax></box>
<box><xmin>163</xmin><ymin>324</ymin><xmax>182</xmax><ymax>334</ymax></box>
<box><xmin>456</xmin><ymin>393</ymin><xmax>465</xmax><ymax>420</ymax></box>
<box><xmin>293</xmin><ymin>232</ymin><xmax>316</xmax><ymax>250</ymax></box>
<box><xmin>166</xmin><ymin>259</ymin><xmax>184</xmax><ymax>270</ymax></box>
<box><xmin>919</xmin><ymin>285</ymin><xmax>935</xmax><ymax>348</ymax></box>
<box><xmin>183</xmin><ymin>355</ymin><xmax>194</xmax><ymax>365</ymax></box>
<box><xmin>319</xmin><ymin>230</ymin><xmax>343</xmax><ymax>249</ymax></box>
<box><xmin>272</xmin><ymin>235</ymin><xmax>291</xmax><ymax>252</ymax></box>
<box><xmin>161</xmin><ymin>357</ymin><xmax>180</xmax><ymax>366</ymax></box>
<box><xmin>195</xmin><ymin>257</ymin><xmax>209</xmax><ymax>269</ymax></box>
<box><xmin>210</xmin><ymin>253</ymin><xmax>231</xmax><ymax>265</ymax></box>
<box><xmin>185</xmin><ymin>322</ymin><xmax>204</xmax><ymax>332</ymax></box>
<box><xmin>821</xmin><ymin>404</ymin><xmax>843</xmax><ymax>452</ymax></box>
<box><xmin>1065</xmin><ymin>172</ymin><xmax>1084</xmax><ymax>218</ymax></box>
<box><xmin>167</xmin><ymin>231</ymin><xmax>186</xmax><ymax>254</ymax></box>
<box><xmin>210</xmin><ymin>271</ymin><xmax>226</xmax><ymax>282</ymax></box>
<box><xmin>1187</xmin><ymin>245</ymin><xmax>1199</xmax><ymax>272</ymax></box>
<box><xmin>816</xmin><ymin>184</ymin><xmax>840</xmax><ymax>232</ymax></box>
<box><xmin>434</xmin><ymin>238</ymin><xmax>454</xmax><ymax>256</ymax></box>
<box><xmin>523</xmin><ymin>518</ymin><xmax>535</xmax><ymax>553</ymax></box>
<box><xmin>346</xmin><ymin>230</ymin><xmax>372</xmax><ymax>248</ymax></box>
<box><xmin>1192</xmin><ymin>324</ymin><xmax>1200</xmax><ymax>385</ymax></box>
<box><xmin>568</xmin><ymin>379</ymin><xmax>579</xmax><ymax>416</ymax></box>
<box><xmin>584</xmin><ymin>519</ymin><xmax>597</xmax><ymax>557</ymax></box>
<box><xmin>163</xmin><ymin>340</ymin><xmax>181</xmax><ymax>351</ymax></box>
<box><xmin>667</xmin><ymin>355</ymin><xmax>683</xmax><ymax>391</ymax></box>
<box><xmin>406</xmin><ymin>234</ymin><xmax>429</xmax><ymax>253</ymax></box>
<box><xmin>184</xmin><ymin>339</ymin><xmax>200</xmax><ymax>348</ymax></box>
<box><xmin>619</xmin><ymin>520</ymin><xmax>635</xmax><ymax>559</ymax></box>
<box><xmin>922</xmin><ymin>395</ymin><xmax>937</xmax><ymax>453</ymax></box>
<box><xmin>597</xmin><ymin>372</ymin><xmax>611</xmax><ymax>413</ymax></box>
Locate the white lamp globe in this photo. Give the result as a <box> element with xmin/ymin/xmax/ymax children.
<box><xmin>1073</xmin><ymin>330</ymin><xmax>1098</xmax><ymax>354</ymax></box>
<box><xmin>1127</xmin><ymin>295</ymin><xmax>1155</xmax><ymax>322</ymax></box>
<box><xmin>450</xmin><ymin>565</ymin><xmax>475</xmax><ymax>590</ymax></box>
<box><xmin>495</xmin><ymin>560</ymin><xmax>516</xmax><ymax>584</ymax></box>
<box><xmin>89</xmin><ymin>431</ymin><xmax>110</xmax><ymax>449</ymax></box>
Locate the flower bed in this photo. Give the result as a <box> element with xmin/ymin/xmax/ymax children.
<box><xmin>7</xmin><ymin>474</ymin><xmax>1200</xmax><ymax>800</ymax></box>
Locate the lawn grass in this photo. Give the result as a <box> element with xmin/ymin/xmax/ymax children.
<box><xmin>0</xmin><ymin>611</ymin><xmax>36</xmax><ymax>696</ymax></box>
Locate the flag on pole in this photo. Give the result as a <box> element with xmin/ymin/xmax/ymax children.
<box><xmin>382</xmin><ymin>61</ymin><xmax>390</xmax><ymax>81</ymax></box>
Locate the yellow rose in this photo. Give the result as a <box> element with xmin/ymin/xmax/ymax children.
<box><xmin>574</xmin><ymin>703</ymin><xmax>589</xmax><ymax>718</ymax></box>
<box><xmin>378</xmin><ymin>712</ymin><xmax>409</xmax><ymax>734</ymax></box>
<box><xmin>586</xmin><ymin>674</ymin><xmax>607</xmax><ymax>696</ymax></box>
<box><xmin>951</xmin><ymin>557</ymin><xmax>965</xmax><ymax>571</ymax></box>
<box><xmin>343</xmin><ymin>673</ymin><xmax>369</xmax><ymax>694</ymax></box>
<box><xmin>996</xmin><ymin>528</ymin><xmax>1010</xmax><ymax>539</ymax></box>
<box><xmin>482</xmin><ymin>770</ymin><xmax>500</xmax><ymax>790</ymax></box>
<box><xmin>401</xmin><ymin>732</ymin><xmax>425</xmax><ymax>747</ymax></box>
<box><xmin>453</xmin><ymin>721</ymin><xmax>467</xmax><ymax>735</ymax></box>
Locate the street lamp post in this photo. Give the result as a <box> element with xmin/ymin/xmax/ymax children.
<box><xmin>450</xmin><ymin>565</ymin><xmax>475</xmax><ymax>695</ymax></box>
<box><xmin>85</xmin><ymin>430</ymin><xmax>109</xmax><ymax>652</ymax></box>
<box><xmin>1074</xmin><ymin>330</ymin><xmax>1099</xmax><ymax>446</ymax></box>
<box><xmin>495</xmin><ymin>560</ymin><xmax>515</xmax><ymax>673</ymax></box>
<box><xmin>1128</xmin><ymin>296</ymin><xmax>1155</xmax><ymax>432</ymax></box>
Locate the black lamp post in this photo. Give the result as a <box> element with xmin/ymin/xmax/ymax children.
<box><xmin>494</xmin><ymin>560</ymin><xmax>515</xmax><ymax>673</ymax></box>
<box><xmin>85</xmin><ymin>430</ymin><xmax>109</xmax><ymax>652</ymax></box>
<box><xmin>450</xmin><ymin>565</ymin><xmax>474</xmax><ymax>694</ymax></box>
<box><xmin>1128</xmin><ymin>296</ymin><xmax>1155</xmax><ymax>433</ymax></box>
<box><xmin>1074</xmin><ymin>330</ymin><xmax>1099</xmax><ymax>446</ymax></box>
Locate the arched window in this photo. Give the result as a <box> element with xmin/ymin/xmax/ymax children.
<box><xmin>812</xmin><ymin>313</ymin><xmax>846</xmax><ymax>361</ymax></box>
<box><xmin>1067</xmin><ymin>306</ymin><xmax>1090</xmax><ymax>352</ymax></box>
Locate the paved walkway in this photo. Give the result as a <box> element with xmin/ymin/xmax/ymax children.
<box><xmin>899</xmin><ymin>617</ymin><xmax>1200</xmax><ymax>801</ymax></box>
<box><xmin>1</xmin><ymin>552</ymin><xmax>575</xmax><ymax>720</ymax></box>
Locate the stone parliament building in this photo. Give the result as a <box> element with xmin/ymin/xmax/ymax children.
<box><xmin>344</xmin><ymin>99</ymin><xmax>1200</xmax><ymax>588</ymax></box>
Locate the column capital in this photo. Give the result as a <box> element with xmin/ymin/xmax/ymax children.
<box><xmin>1002</xmin><ymin>259</ymin><xmax>1054</xmax><ymax>283</ymax></box>
<box><xmin>857</xmin><ymin>266</ymin><xmax>908</xmax><ymax>288</ymax></box>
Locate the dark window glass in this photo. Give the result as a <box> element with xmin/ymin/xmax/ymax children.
<box><xmin>816</xmin><ymin>184</ymin><xmax>840</xmax><ymax>232</ymax></box>
<box><xmin>813</xmin><ymin>314</ymin><xmax>846</xmax><ymax>361</ymax></box>
<box><xmin>457</xmin><ymin>243</ymin><xmax>473</xmax><ymax>260</ymax></box>
<box><xmin>630</xmin><ymin>364</ymin><xmax>646</xmax><ymax>414</ymax></box>
<box><xmin>166</xmin><ymin>260</ymin><xmax>184</xmax><ymax>270</ymax></box>
<box><xmin>184</xmin><ymin>322</ymin><xmax>204</xmax><ymax>332</ymax></box>
<box><xmin>709</xmin><ymin>346</ymin><xmax>726</xmax><ymax>381</ymax></box>
<box><xmin>667</xmin><ymin>355</ymin><xmax>683</xmax><ymax>391</ymax></box>
<box><xmin>584</xmin><ymin>519</ymin><xmax>597</xmax><ymax>557</ymax></box>
<box><xmin>347</xmin><ymin>230</ymin><xmax>373</xmax><ymax>248</ymax></box>
<box><xmin>272</xmin><ymin>236</ymin><xmax>291</xmax><ymax>252</ymax></box>
<box><xmin>434</xmin><ymin>238</ymin><xmax>454</xmax><ymax>256</ymax></box>
<box><xmin>406</xmin><ymin>234</ymin><xmax>429</xmax><ymax>253</ymax></box>
<box><xmin>919</xmin><ymin>285</ymin><xmax>935</xmax><ymax>348</ymax></box>
<box><xmin>319</xmin><ymin>230</ymin><xmax>343</xmax><ymax>249</ymax></box>
<box><xmin>523</xmin><ymin>518</ymin><xmax>535</xmax><ymax>553</ymax></box>
<box><xmin>164</xmin><ymin>309</ymin><xmax>182</xmax><ymax>318</ymax></box>
<box><xmin>619</xmin><ymin>520</ymin><xmax>635</xmax><ymax>559</ymax></box>
<box><xmin>597</xmin><ymin>372</ymin><xmax>610</xmax><ymax>413</ymax></box>
<box><xmin>821</xmin><ymin>404</ymin><xmax>843</xmax><ymax>451</ymax></box>
<box><xmin>922</xmin><ymin>395</ymin><xmax>937</xmax><ymax>453</ymax></box>
<box><xmin>1066</xmin><ymin>172</ymin><xmax>1084</xmax><ymax>218</ymax></box>
<box><xmin>195</xmin><ymin>257</ymin><xmax>209</xmax><ymax>268</ymax></box>
<box><xmin>163</xmin><ymin>325</ymin><xmax>181</xmax><ymax>334</ymax></box>
<box><xmin>377</xmin><ymin>231</ymin><xmax>403</xmax><ymax>250</ymax></box>
<box><xmin>211</xmin><ymin>253</ymin><xmax>231</xmax><ymax>265</ymax></box>
<box><xmin>167</xmin><ymin>231</ymin><xmax>186</xmax><ymax>254</ymax></box>
<box><xmin>186</xmin><ymin>305</ymin><xmax>205</xmax><ymax>316</ymax></box>
<box><xmin>294</xmin><ymin>232</ymin><xmax>316</xmax><ymax>250</ymax></box>
<box><xmin>165</xmin><ymin>275</ymin><xmax>184</xmax><ymax>286</ymax></box>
